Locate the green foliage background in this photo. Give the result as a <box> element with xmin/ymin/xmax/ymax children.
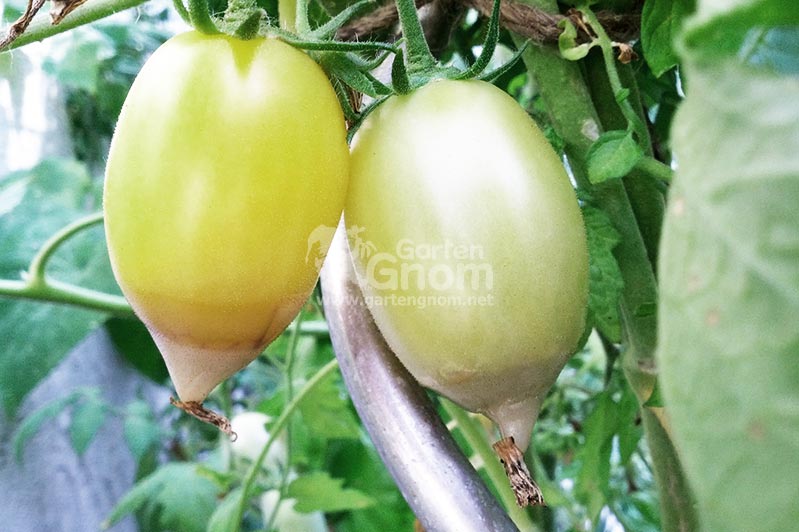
<box><xmin>1</xmin><ymin>0</ymin><xmax>797</xmax><ymax>531</ymax></box>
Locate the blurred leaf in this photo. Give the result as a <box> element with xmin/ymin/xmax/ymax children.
<box><xmin>206</xmin><ymin>488</ymin><xmax>245</xmax><ymax>532</ymax></box>
<box><xmin>616</xmin><ymin>384</ymin><xmax>643</xmax><ymax>465</ymax></box>
<box><xmin>69</xmin><ymin>389</ymin><xmax>107</xmax><ymax>455</ymax></box>
<box><xmin>658</xmin><ymin>2</ymin><xmax>799</xmax><ymax>530</ymax></box>
<box><xmin>681</xmin><ymin>0</ymin><xmax>799</xmax><ymax>62</ymax></box>
<box><xmin>575</xmin><ymin>392</ymin><xmax>615</xmax><ymax>518</ymax></box>
<box><xmin>288</xmin><ymin>471</ymin><xmax>376</xmax><ymax>513</ymax></box>
<box><xmin>583</xmin><ymin>205</ymin><xmax>624</xmax><ymax>342</ymax></box>
<box><xmin>641</xmin><ymin>0</ymin><xmax>696</xmax><ymax>77</ymax></box>
<box><xmin>12</xmin><ymin>391</ymin><xmax>78</xmax><ymax>462</ymax></box>
<box><xmin>104</xmin><ymin>463</ymin><xmax>219</xmax><ymax>532</ymax></box>
<box><xmin>43</xmin><ymin>30</ymin><xmax>114</xmax><ymax>93</ymax></box>
<box><xmin>299</xmin><ymin>370</ymin><xmax>360</xmax><ymax>440</ymax></box>
<box><xmin>123</xmin><ymin>400</ymin><xmax>161</xmax><ymax>463</ymax></box>
<box><xmin>587</xmin><ymin>130</ymin><xmax>644</xmax><ymax>184</ymax></box>
<box><xmin>327</xmin><ymin>439</ymin><xmax>415</xmax><ymax>532</ymax></box>
<box><xmin>738</xmin><ymin>26</ymin><xmax>799</xmax><ymax>74</ymax></box>
<box><xmin>106</xmin><ymin>317</ymin><xmax>168</xmax><ymax>384</ymax></box>
<box><xmin>611</xmin><ymin>491</ymin><xmax>662</xmax><ymax>532</ymax></box>
<box><xmin>0</xmin><ymin>159</ymin><xmax>115</xmax><ymax>415</ymax></box>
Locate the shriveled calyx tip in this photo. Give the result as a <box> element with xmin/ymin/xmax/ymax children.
<box><xmin>170</xmin><ymin>397</ymin><xmax>238</xmax><ymax>441</ymax></box>
<box><xmin>492</xmin><ymin>436</ymin><xmax>544</xmax><ymax>507</ymax></box>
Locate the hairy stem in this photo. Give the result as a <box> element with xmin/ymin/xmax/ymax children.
<box><xmin>0</xmin><ymin>212</ymin><xmax>133</xmax><ymax>317</ymax></box>
<box><xmin>394</xmin><ymin>0</ymin><xmax>436</xmax><ymax>73</ymax></box>
<box><xmin>441</xmin><ymin>398</ymin><xmax>541</xmax><ymax>531</ymax></box>
<box><xmin>512</xmin><ymin>1</ymin><xmax>698</xmax><ymax>530</ymax></box>
<box><xmin>579</xmin><ymin>6</ymin><xmax>647</xmax><ymax>143</ymax></box>
<box><xmin>584</xmin><ymin>51</ymin><xmax>667</xmax><ymax>270</ymax></box>
<box><xmin>2</xmin><ymin>0</ymin><xmax>149</xmax><ymax>51</ymax></box>
<box><xmin>232</xmin><ymin>358</ymin><xmax>340</xmax><ymax>527</ymax></box>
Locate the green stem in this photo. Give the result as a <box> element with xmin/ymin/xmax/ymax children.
<box><xmin>394</xmin><ymin>0</ymin><xmax>436</xmax><ymax>73</ymax></box>
<box><xmin>172</xmin><ymin>0</ymin><xmax>191</xmax><ymax>24</ymax></box>
<box><xmin>27</xmin><ymin>212</ymin><xmax>103</xmax><ymax>285</ymax></box>
<box><xmin>583</xmin><ymin>51</ymin><xmax>666</xmax><ymax>271</ymax></box>
<box><xmin>635</xmin><ymin>156</ymin><xmax>674</xmax><ymax>183</ymax></box>
<box><xmin>278</xmin><ymin>0</ymin><xmax>297</xmax><ymax>32</ymax></box>
<box><xmin>232</xmin><ymin>358</ymin><xmax>339</xmax><ymax>527</ymax></box>
<box><xmin>0</xmin><ymin>212</ymin><xmax>133</xmax><ymax>317</ymax></box>
<box><xmin>511</xmin><ymin>1</ymin><xmax>698</xmax><ymax>530</ymax></box>
<box><xmin>441</xmin><ymin>398</ymin><xmax>541</xmax><ymax>532</ymax></box>
<box><xmin>262</xmin><ymin>310</ymin><xmax>305</xmax><ymax>532</ymax></box>
<box><xmin>2</xmin><ymin>0</ymin><xmax>149</xmax><ymax>51</ymax></box>
<box><xmin>187</xmin><ymin>0</ymin><xmax>220</xmax><ymax>34</ymax></box>
<box><xmin>579</xmin><ymin>6</ymin><xmax>647</xmax><ymax>143</ymax></box>
<box><xmin>0</xmin><ymin>278</ymin><xmax>133</xmax><ymax>316</ymax></box>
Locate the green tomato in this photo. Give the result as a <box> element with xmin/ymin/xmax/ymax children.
<box><xmin>104</xmin><ymin>32</ymin><xmax>348</xmax><ymax>402</ymax></box>
<box><xmin>345</xmin><ymin>79</ymin><xmax>588</xmax><ymax>450</ymax></box>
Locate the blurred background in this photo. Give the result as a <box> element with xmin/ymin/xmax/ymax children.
<box><xmin>0</xmin><ymin>1</ymin><xmax>667</xmax><ymax>530</ymax></box>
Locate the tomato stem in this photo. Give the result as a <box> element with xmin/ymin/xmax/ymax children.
<box><xmin>578</xmin><ymin>6</ymin><xmax>647</xmax><ymax>145</ymax></box>
<box><xmin>493</xmin><ymin>436</ymin><xmax>545</xmax><ymax>507</ymax></box>
<box><xmin>170</xmin><ymin>397</ymin><xmax>236</xmax><ymax>437</ymax></box>
<box><xmin>187</xmin><ymin>0</ymin><xmax>221</xmax><ymax>34</ymax></box>
<box><xmin>511</xmin><ymin>1</ymin><xmax>700</xmax><ymax>530</ymax></box>
<box><xmin>441</xmin><ymin>398</ymin><xmax>542</xmax><ymax>531</ymax></box>
<box><xmin>0</xmin><ymin>211</ymin><xmax>135</xmax><ymax>317</ymax></box>
<box><xmin>232</xmin><ymin>357</ymin><xmax>340</xmax><ymax>527</ymax></box>
<box><xmin>1</xmin><ymin>0</ymin><xmax>148</xmax><ymax>52</ymax></box>
<box><xmin>393</xmin><ymin>0</ymin><xmax>436</xmax><ymax>74</ymax></box>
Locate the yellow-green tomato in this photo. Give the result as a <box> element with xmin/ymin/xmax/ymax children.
<box><xmin>104</xmin><ymin>32</ymin><xmax>348</xmax><ymax>403</ymax></box>
<box><xmin>345</xmin><ymin>79</ymin><xmax>588</xmax><ymax>450</ymax></box>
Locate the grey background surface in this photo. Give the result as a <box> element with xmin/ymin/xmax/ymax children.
<box><xmin>0</xmin><ymin>329</ymin><xmax>169</xmax><ymax>532</ymax></box>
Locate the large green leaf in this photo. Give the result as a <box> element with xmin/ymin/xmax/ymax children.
<box><xmin>103</xmin><ymin>463</ymin><xmax>220</xmax><ymax>532</ymax></box>
<box><xmin>658</xmin><ymin>2</ymin><xmax>799</xmax><ymax>530</ymax></box>
<box><xmin>641</xmin><ymin>0</ymin><xmax>697</xmax><ymax>77</ymax></box>
<box><xmin>0</xmin><ymin>159</ymin><xmax>118</xmax><ymax>415</ymax></box>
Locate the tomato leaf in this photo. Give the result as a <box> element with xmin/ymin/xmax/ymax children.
<box><xmin>105</xmin><ymin>317</ymin><xmax>168</xmax><ymax>384</ymax></box>
<box><xmin>574</xmin><ymin>392</ymin><xmax>615</xmax><ymax>519</ymax></box>
<box><xmin>104</xmin><ymin>463</ymin><xmax>219</xmax><ymax>532</ymax></box>
<box><xmin>12</xmin><ymin>392</ymin><xmax>79</xmax><ymax>462</ymax></box>
<box><xmin>69</xmin><ymin>389</ymin><xmax>107</xmax><ymax>455</ymax></box>
<box><xmin>658</xmin><ymin>2</ymin><xmax>799</xmax><ymax>531</ymax></box>
<box><xmin>298</xmin><ymin>370</ymin><xmax>361</xmax><ymax>440</ymax></box>
<box><xmin>122</xmin><ymin>400</ymin><xmax>162</xmax><ymax>464</ymax></box>
<box><xmin>0</xmin><ymin>159</ymin><xmax>116</xmax><ymax>416</ymax></box>
<box><xmin>287</xmin><ymin>471</ymin><xmax>376</xmax><ymax>513</ymax></box>
<box><xmin>557</xmin><ymin>18</ymin><xmax>597</xmax><ymax>61</ymax></box>
<box><xmin>641</xmin><ymin>0</ymin><xmax>696</xmax><ymax>77</ymax></box>
<box><xmin>587</xmin><ymin>130</ymin><xmax>644</xmax><ymax>184</ymax></box>
<box><xmin>206</xmin><ymin>487</ymin><xmax>245</xmax><ymax>532</ymax></box>
<box><xmin>326</xmin><ymin>439</ymin><xmax>417</xmax><ymax>532</ymax></box>
<box><xmin>583</xmin><ymin>205</ymin><xmax>624</xmax><ymax>342</ymax></box>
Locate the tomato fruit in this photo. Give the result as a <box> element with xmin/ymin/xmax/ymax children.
<box><xmin>345</xmin><ymin>79</ymin><xmax>588</xmax><ymax>450</ymax></box>
<box><xmin>104</xmin><ymin>31</ymin><xmax>348</xmax><ymax>403</ymax></box>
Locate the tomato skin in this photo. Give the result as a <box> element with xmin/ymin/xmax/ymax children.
<box><xmin>104</xmin><ymin>31</ymin><xmax>348</xmax><ymax>401</ymax></box>
<box><xmin>345</xmin><ymin>79</ymin><xmax>588</xmax><ymax>449</ymax></box>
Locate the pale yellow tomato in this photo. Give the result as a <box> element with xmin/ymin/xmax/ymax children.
<box><xmin>104</xmin><ymin>32</ymin><xmax>348</xmax><ymax>402</ymax></box>
<box><xmin>345</xmin><ymin>79</ymin><xmax>588</xmax><ymax>450</ymax></box>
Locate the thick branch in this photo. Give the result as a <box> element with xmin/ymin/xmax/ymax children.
<box><xmin>338</xmin><ymin>0</ymin><xmax>639</xmax><ymax>43</ymax></box>
<box><xmin>1</xmin><ymin>0</ymin><xmax>149</xmax><ymax>51</ymax></box>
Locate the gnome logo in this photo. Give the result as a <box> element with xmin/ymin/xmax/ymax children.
<box><xmin>305</xmin><ymin>224</ymin><xmax>338</xmax><ymax>273</ymax></box>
